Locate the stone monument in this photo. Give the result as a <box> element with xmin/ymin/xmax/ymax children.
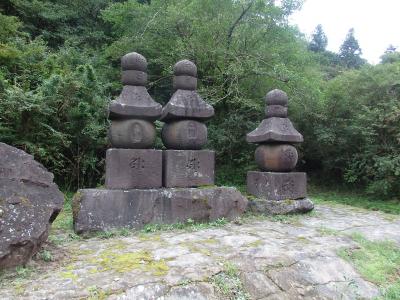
<box><xmin>246</xmin><ymin>89</ymin><xmax>314</xmax><ymax>214</ymax></box>
<box><xmin>106</xmin><ymin>52</ymin><xmax>162</xmax><ymax>189</ymax></box>
<box><xmin>161</xmin><ymin>60</ymin><xmax>215</xmax><ymax>188</ymax></box>
<box><xmin>73</xmin><ymin>54</ymin><xmax>247</xmax><ymax>233</ymax></box>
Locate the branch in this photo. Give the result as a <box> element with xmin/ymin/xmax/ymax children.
<box><xmin>227</xmin><ymin>1</ymin><xmax>255</xmax><ymax>47</ymax></box>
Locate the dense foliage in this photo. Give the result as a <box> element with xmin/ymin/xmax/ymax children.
<box><xmin>0</xmin><ymin>0</ymin><xmax>399</xmax><ymax>198</ymax></box>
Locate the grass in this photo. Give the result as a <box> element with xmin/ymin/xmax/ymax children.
<box><xmin>212</xmin><ymin>261</ymin><xmax>250</xmax><ymax>300</ymax></box>
<box><xmin>338</xmin><ymin>233</ymin><xmax>400</xmax><ymax>299</ymax></box>
<box><xmin>309</xmin><ymin>185</ymin><xmax>400</xmax><ymax>215</ymax></box>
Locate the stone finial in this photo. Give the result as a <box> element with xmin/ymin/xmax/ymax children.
<box><xmin>265</xmin><ymin>89</ymin><xmax>288</xmax><ymax>106</ymax></box>
<box><xmin>173</xmin><ymin>60</ymin><xmax>197</xmax><ymax>77</ymax></box>
<box><xmin>265</xmin><ymin>89</ymin><xmax>288</xmax><ymax>118</ymax></box>
<box><xmin>121</xmin><ymin>52</ymin><xmax>148</xmax><ymax>86</ymax></box>
<box><xmin>121</xmin><ymin>52</ymin><xmax>147</xmax><ymax>71</ymax></box>
<box><xmin>173</xmin><ymin>59</ymin><xmax>197</xmax><ymax>91</ymax></box>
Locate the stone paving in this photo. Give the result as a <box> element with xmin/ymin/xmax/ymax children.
<box><xmin>1</xmin><ymin>203</ymin><xmax>400</xmax><ymax>299</ymax></box>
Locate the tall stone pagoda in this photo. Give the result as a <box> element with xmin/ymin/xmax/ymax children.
<box><xmin>106</xmin><ymin>52</ymin><xmax>163</xmax><ymax>189</ymax></box>
<box><xmin>246</xmin><ymin>89</ymin><xmax>314</xmax><ymax>214</ymax></box>
<box><xmin>160</xmin><ymin>60</ymin><xmax>215</xmax><ymax>188</ymax></box>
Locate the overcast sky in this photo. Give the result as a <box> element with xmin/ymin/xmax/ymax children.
<box><xmin>290</xmin><ymin>0</ymin><xmax>400</xmax><ymax>64</ymax></box>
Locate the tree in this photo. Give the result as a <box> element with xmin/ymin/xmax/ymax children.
<box><xmin>380</xmin><ymin>44</ymin><xmax>400</xmax><ymax>64</ymax></box>
<box><xmin>339</xmin><ymin>28</ymin><xmax>366</xmax><ymax>68</ymax></box>
<box><xmin>309</xmin><ymin>24</ymin><xmax>328</xmax><ymax>52</ymax></box>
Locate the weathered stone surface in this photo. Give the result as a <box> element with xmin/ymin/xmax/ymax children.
<box><xmin>255</xmin><ymin>144</ymin><xmax>298</xmax><ymax>172</ymax></box>
<box><xmin>108</xmin><ymin>119</ymin><xmax>156</xmax><ymax>149</ymax></box>
<box><xmin>163</xmin><ymin>150</ymin><xmax>215</xmax><ymax>188</ymax></box>
<box><xmin>121</xmin><ymin>52</ymin><xmax>147</xmax><ymax>71</ymax></box>
<box><xmin>105</xmin><ymin>149</ymin><xmax>162</xmax><ymax>189</ymax></box>
<box><xmin>265</xmin><ymin>89</ymin><xmax>288</xmax><ymax>106</ymax></box>
<box><xmin>121</xmin><ymin>70</ymin><xmax>147</xmax><ymax>86</ymax></box>
<box><xmin>173</xmin><ymin>75</ymin><xmax>197</xmax><ymax>90</ymax></box>
<box><xmin>3</xmin><ymin>203</ymin><xmax>397</xmax><ymax>299</ymax></box>
<box><xmin>73</xmin><ymin>187</ymin><xmax>247</xmax><ymax>233</ymax></box>
<box><xmin>247</xmin><ymin>171</ymin><xmax>307</xmax><ymax>200</ymax></box>
<box><xmin>109</xmin><ymin>86</ymin><xmax>162</xmax><ymax>120</ymax></box>
<box><xmin>160</xmin><ymin>90</ymin><xmax>214</xmax><ymax>121</ymax></box>
<box><xmin>248</xmin><ymin>197</ymin><xmax>314</xmax><ymax>215</ymax></box>
<box><xmin>246</xmin><ymin>117</ymin><xmax>303</xmax><ymax>143</ymax></box>
<box><xmin>162</xmin><ymin>120</ymin><xmax>207</xmax><ymax>150</ymax></box>
<box><xmin>0</xmin><ymin>142</ymin><xmax>64</xmax><ymax>269</ymax></box>
<box><xmin>265</xmin><ymin>104</ymin><xmax>288</xmax><ymax>118</ymax></box>
<box><xmin>174</xmin><ymin>59</ymin><xmax>197</xmax><ymax>77</ymax></box>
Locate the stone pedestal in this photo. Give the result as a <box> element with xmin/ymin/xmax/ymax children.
<box><xmin>163</xmin><ymin>150</ymin><xmax>215</xmax><ymax>188</ymax></box>
<box><xmin>247</xmin><ymin>171</ymin><xmax>307</xmax><ymax>200</ymax></box>
<box><xmin>73</xmin><ymin>187</ymin><xmax>247</xmax><ymax>233</ymax></box>
<box><xmin>105</xmin><ymin>149</ymin><xmax>162</xmax><ymax>189</ymax></box>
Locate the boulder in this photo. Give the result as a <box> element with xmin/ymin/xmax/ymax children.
<box><xmin>0</xmin><ymin>143</ymin><xmax>64</xmax><ymax>269</ymax></box>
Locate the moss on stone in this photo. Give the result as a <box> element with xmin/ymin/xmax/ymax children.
<box><xmin>247</xmin><ymin>240</ymin><xmax>263</xmax><ymax>247</ymax></box>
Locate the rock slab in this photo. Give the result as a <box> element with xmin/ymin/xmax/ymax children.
<box><xmin>73</xmin><ymin>187</ymin><xmax>247</xmax><ymax>233</ymax></box>
<box><xmin>248</xmin><ymin>197</ymin><xmax>314</xmax><ymax>215</ymax></box>
<box><xmin>0</xmin><ymin>142</ymin><xmax>64</xmax><ymax>269</ymax></box>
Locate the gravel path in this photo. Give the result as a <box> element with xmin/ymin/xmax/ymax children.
<box><xmin>1</xmin><ymin>203</ymin><xmax>400</xmax><ymax>300</ymax></box>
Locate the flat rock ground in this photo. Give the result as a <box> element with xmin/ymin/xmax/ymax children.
<box><xmin>1</xmin><ymin>203</ymin><xmax>400</xmax><ymax>300</ymax></box>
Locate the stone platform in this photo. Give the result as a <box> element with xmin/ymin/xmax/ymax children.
<box><xmin>73</xmin><ymin>187</ymin><xmax>247</xmax><ymax>234</ymax></box>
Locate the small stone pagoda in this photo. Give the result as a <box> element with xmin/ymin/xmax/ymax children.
<box><xmin>160</xmin><ymin>60</ymin><xmax>215</xmax><ymax>188</ymax></box>
<box><xmin>72</xmin><ymin>55</ymin><xmax>247</xmax><ymax>234</ymax></box>
<box><xmin>246</xmin><ymin>89</ymin><xmax>314</xmax><ymax>214</ymax></box>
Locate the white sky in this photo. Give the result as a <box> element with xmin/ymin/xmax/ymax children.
<box><xmin>290</xmin><ymin>0</ymin><xmax>400</xmax><ymax>64</ymax></box>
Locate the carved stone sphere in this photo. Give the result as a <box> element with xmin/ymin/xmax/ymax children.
<box><xmin>162</xmin><ymin>120</ymin><xmax>207</xmax><ymax>150</ymax></box>
<box><xmin>265</xmin><ymin>89</ymin><xmax>288</xmax><ymax>106</ymax></box>
<box><xmin>121</xmin><ymin>52</ymin><xmax>147</xmax><ymax>71</ymax></box>
<box><xmin>255</xmin><ymin>144</ymin><xmax>298</xmax><ymax>172</ymax></box>
<box><xmin>109</xmin><ymin>119</ymin><xmax>156</xmax><ymax>148</ymax></box>
<box><xmin>174</xmin><ymin>60</ymin><xmax>197</xmax><ymax>77</ymax></box>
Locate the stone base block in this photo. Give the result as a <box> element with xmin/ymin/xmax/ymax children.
<box><xmin>163</xmin><ymin>150</ymin><xmax>214</xmax><ymax>188</ymax></box>
<box><xmin>247</xmin><ymin>171</ymin><xmax>307</xmax><ymax>200</ymax></box>
<box><xmin>105</xmin><ymin>149</ymin><xmax>162</xmax><ymax>189</ymax></box>
<box><xmin>247</xmin><ymin>198</ymin><xmax>314</xmax><ymax>215</ymax></box>
<box><xmin>72</xmin><ymin>187</ymin><xmax>247</xmax><ymax>234</ymax></box>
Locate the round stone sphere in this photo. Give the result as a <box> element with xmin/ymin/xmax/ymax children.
<box><xmin>121</xmin><ymin>52</ymin><xmax>147</xmax><ymax>71</ymax></box>
<box><xmin>255</xmin><ymin>144</ymin><xmax>298</xmax><ymax>172</ymax></box>
<box><xmin>109</xmin><ymin>119</ymin><xmax>156</xmax><ymax>148</ymax></box>
<box><xmin>265</xmin><ymin>89</ymin><xmax>288</xmax><ymax>106</ymax></box>
<box><xmin>162</xmin><ymin>120</ymin><xmax>207</xmax><ymax>150</ymax></box>
<box><xmin>173</xmin><ymin>60</ymin><xmax>197</xmax><ymax>77</ymax></box>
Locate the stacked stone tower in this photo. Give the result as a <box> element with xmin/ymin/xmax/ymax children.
<box><xmin>160</xmin><ymin>60</ymin><xmax>215</xmax><ymax>187</ymax></box>
<box><xmin>246</xmin><ymin>89</ymin><xmax>314</xmax><ymax>214</ymax></box>
<box><xmin>106</xmin><ymin>52</ymin><xmax>163</xmax><ymax>189</ymax></box>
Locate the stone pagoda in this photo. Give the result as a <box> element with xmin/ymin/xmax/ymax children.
<box><xmin>72</xmin><ymin>55</ymin><xmax>247</xmax><ymax>234</ymax></box>
<box><xmin>246</xmin><ymin>89</ymin><xmax>314</xmax><ymax>214</ymax></box>
<box><xmin>160</xmin><ymin>60</ymin><xmax>215</xmax><ymax>188</ymax></box>
<box><xmin>106</xmin><ymin>52</ymin><xmax>163</xmax><ymax>189</ymax></box>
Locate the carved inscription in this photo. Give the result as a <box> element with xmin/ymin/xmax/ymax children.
<box><xmin>129</xmin><ymin>156</ymin><xmax>145</xmax><ymax>169</ymax></box>
<box><xmin>280</xmin><ymin>177</ymin><xmax>295</xmax><ymax>196</ymax></box>
<box><xmin>131</xmin><ymin>122</ymin><xmax>143</xmax><ymax>143</ymax></box>
<box><xmin>187</xmin><ymin>121</ymin><xmax>197</xmax><ymax>139</ymax></box>
<box><xmin>280</xmin><ymin>119</ymin><xmax>290</xmax><ymax>132</ymax></box>
<box><xmin>186</xmin><ymin>153</ymin><xmax>200</xmax><ymax>178</ymax></box>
